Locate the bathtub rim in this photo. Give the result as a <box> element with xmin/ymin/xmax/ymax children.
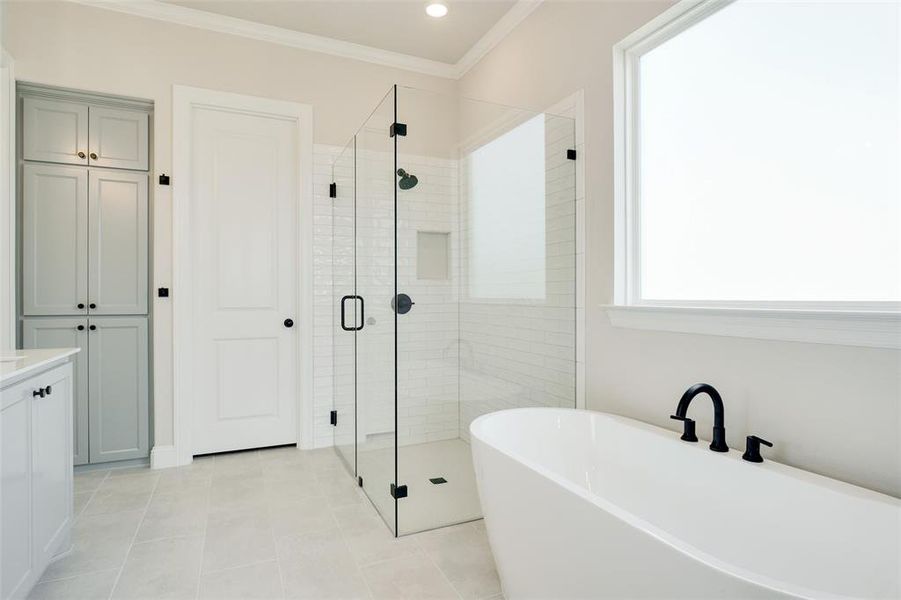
<box><xmin>470</xmin><ymin>407</ymin><xmax>900</xmax><ymax>600</ymax></box>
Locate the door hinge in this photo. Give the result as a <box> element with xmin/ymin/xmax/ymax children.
<box><xmin>566</xmin><ymin>149</ymin><xmax>577</xmax><ymax>160</ymax></box>
<box><xmin>390</xmin><ymin>483</ymin><xmax>408</xmax><ymax>499</ymax></box>
<box><xmin>330</xmin><ymin>410</ymin><xmax>337</xmax><ymax>426</ymax></box>
<box><xmin>389</xmin><ymin>122</ymin><xmax>407</xmax><ymax>137</ymax></box>
<box><xmin>357</xmin><ymin>476</ymin><xmax>363</xmax><ymax>488</ymax></box>
<box><xmin>329</xmin><ymin>182</ymin><xmax>337</xmax><ymax>198</ymax></box>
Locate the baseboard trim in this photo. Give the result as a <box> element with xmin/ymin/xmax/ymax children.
<box><xmin>150</xmin><ymin>444</ymin><xmax>178</xmax><ymax>469</ymax></box>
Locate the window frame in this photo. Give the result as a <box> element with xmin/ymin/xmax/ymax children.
<box><xmin>610</xmin><ymin>0</ymin><xmax>901</xmax><ymax>348</ymax></box>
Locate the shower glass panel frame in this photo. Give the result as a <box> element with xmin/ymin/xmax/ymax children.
<box><xmin>332</xmin><ymin>84</ymin><xmax>577</xmax><ymax>537</ymax></box>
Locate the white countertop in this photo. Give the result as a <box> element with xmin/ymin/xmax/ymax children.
<box><xmin>0</xmin><ymin>348</ymin><xmax>81</xmax><ymax>386</ymax></box>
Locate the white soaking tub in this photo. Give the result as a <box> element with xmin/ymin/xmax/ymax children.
<box><xmin>470</xmin><ymin>408</ymin><xmax>900</xmax><ymax>600</ymax></box>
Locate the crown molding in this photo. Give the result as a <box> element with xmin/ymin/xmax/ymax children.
<box><xmin>68</xmin><ymin>0</ymin><xmax>457</xmax><ymax>78</ymax></box>
<box><xmin>453</xmin><ymin>0</ymin><xmax>544</xmax><ymax>78</ymax></box>
<box><xmin>67</xmin><ymin>0</ymin><xmax>544</xmax><ymax>80</ymax></box>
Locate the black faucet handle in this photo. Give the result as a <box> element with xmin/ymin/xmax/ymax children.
<box><xmin>742</xmin><ymin>435</ymin><xmax>773</xmax><ymax>463</ymax></box>
<box><xmin>670</xmin><ymin>415</ymin><xmax>699</xmax><ymax>443</ymax></box>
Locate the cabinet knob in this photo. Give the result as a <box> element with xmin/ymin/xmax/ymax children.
<box><xmin>32</xmin><ymin>388</ymin><xmax>45</xmax><ymax>398</ymax></box>
<box><xmin>77</xmin><ymin>325</ymin><xmax>85</xmax><ymax>331</ymax></box>
<box><xmin>89</xmin><ymin>325</ymin><xmax>96</xmax><ymax>331</ymax></box>
<box><xmin>45</xmin><ymin>385</ymin><xmax>52</xmax><ymax>395</ymax></box>
<box><xmin>78</xmin><ymin>303</ymin><xmax>85</xmax><ymax>309</ymax></box>
<box><xmin>89</xmin><ymin>303</ymin><xmax>96</xmax><ymax>309</ymax></box>
<box><xmin>77</xmin><ymin>151</ymin><xmax>86</xmax><ymax>159</ymax></box>
<box><xmin>90</xmin><ymin>152</ymin><xmax>98</xmax><ymax>160</ymax></box>
<box><xmin>284</xmin><ymin>318</ymin><xmax>294</xmax><ymax>328</ymax></box>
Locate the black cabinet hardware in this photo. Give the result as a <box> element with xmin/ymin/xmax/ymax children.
<box><xmin>159</xmin><ymin>174</ymin><xmax>170</xmax><ymax>185</ymax></box>
<box><xmin>45</xmin><ymin>385</ymin><xmax>52</xmax><ymax>395</ymax></box>
<box><xmin>78</xmin><ymin>303</ymin><xmax>85</xmax><ymax>309</ymax></box>
<box><xmin>33</xmin><ymin>388</ymin><xmax>45</xmax><ymax>398</ymax></box>
<box><xmin>89</xmin><ymin>325</ymin><xmax>96</xmax><ymax>331</ymax></box>
<box><xmin>89</xmin><ymin>303</ymin><xmax>96</xmax><ymax>309</ymax></box>
<box><xmin>158</xmin><ymin>287</ymin><xmax>169</xmax><ymax>298</ymax></box>
<box><xmin>390</xmin><ymin>483</ymin><xmax>408</xmax><ymax>499</ymax></box>
<box><xmin>329</xmin><ymin>182</ymin><xmax>337</xmax><ymax>198</ymax></box>
<box><xmin>77</xmin><ymin>325</ymin><xmax>85</xmax><ymax>331</ymax></box>
<box><xmin>330</xmin><ymin>410</ymin><xmax>337</xmax><ymax>426</ymax></box>
<box><xmin>284</xmin><ymin>318</ymin><xmax>294</xmax><ymax>328</ymax></box>
<box><xmin>567</xmin><ymin>149</ymin><xmax>577</xmax><ymax>160</ymax></box>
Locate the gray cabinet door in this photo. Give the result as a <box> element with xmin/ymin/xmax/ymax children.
<box><xmin>88</xmin><ymin>106</ymin><xmax>149</xmax><ymax>171</ymax></box>
<box><xmin>21</xmin><ymin>318</ymin><xmax>89</xmax><ymax>466</ymax></box>
<box><xmin>88</xmin><ymin>316</ymin><xmax>148</xmax><ymax>463</ymax></box>
<box><xmin>22</xmin><ymin>164</ymin><xmax>89</xmax><ymax>316</ymax></box>
<box><xmin>22</xmin><ymin>97</ymin><xmax>89</xmax><ymax>166</ymax></box>
<box><xmin>88</xmin><ymin>170</ymin><xmax>148</xmax><ymax>315</ymax></box>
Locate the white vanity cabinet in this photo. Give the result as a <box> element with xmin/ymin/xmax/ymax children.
<box><xmin>0</xmin><ymin>350</ymin><xmax>77</xmax><ymax>600</ymax></box>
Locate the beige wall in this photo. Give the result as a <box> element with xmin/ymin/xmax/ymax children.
<box><xmin>459</xmin><ymin>0</ymin><xmax>901</xmax><ymax>497</ymax></box>
<box><xmin>3</xmin><ymin>0</ymin><xmax>456</xmax><ymax>447</ymax></box>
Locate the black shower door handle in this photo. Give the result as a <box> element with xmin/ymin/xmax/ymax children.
<box><xmin>340</xmin><ymin>295</ymin><xmax>364</xmax><ymax>331</ymax></box>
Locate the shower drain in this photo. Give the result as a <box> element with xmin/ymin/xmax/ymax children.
<box><xmin>429</xmin><ymin>477</ymin><xmax>448</xmax><ymax>485</ymax></box>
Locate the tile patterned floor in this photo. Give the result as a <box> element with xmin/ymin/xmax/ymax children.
<box><xmin>30</xmin><ymin>447</ymin><xmax>504</xmax><ymax>600</ymax></box>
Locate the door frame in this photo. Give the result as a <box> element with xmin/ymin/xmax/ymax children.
<box><xmin>169</xmin><ymin>85</ymin><xmax>314</xmax><ymax>467</ymax></box>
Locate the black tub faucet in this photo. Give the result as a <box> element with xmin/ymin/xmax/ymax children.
<box><xmin>672</xmin><ymin>383</ymin><xmax>729</xmax><ymax>452</ymax></box>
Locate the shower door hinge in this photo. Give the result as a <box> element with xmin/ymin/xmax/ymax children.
<box><xmin>567</xmin><ymin>149</ymin><xmax>577</xmax><ymax>160</ymax></box>
<box><xmin>390</xmin><ymin>483</ymin><xmax>408</xmax><ymax>499</ymax></box>
<box><xmin>330</xmin><ymin>410</ymin><xmax>337</xmax><ymax>426</ymax></box>
<box><xmin>389</xmin><ymin>122</ymin><xmax>407</xmax><ymax>137</ymax></box>
<box><xmin>329</xmin><ymin>182</ymin><xmax>337</xmax><ymax>198</ymax></box>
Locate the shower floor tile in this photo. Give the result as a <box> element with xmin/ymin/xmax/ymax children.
<box><xmin>357</xmin><ymin>438</ymin><xmax>483</xmax><ymax>536</ymax></box>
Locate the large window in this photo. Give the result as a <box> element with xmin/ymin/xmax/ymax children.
<box><xmin>618</xmin><ymin>0</ymin><xmax>899</xmax><ymax>310</ymax></box>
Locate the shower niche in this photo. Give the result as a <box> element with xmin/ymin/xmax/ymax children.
<box><xmin>330</xmin><ymin>85</ymin><xmax>577</xmax><ymax>536</ymax></box>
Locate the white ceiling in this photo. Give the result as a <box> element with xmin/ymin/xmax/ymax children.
<box><xmin>160</xmin><ymin>0</ymin><xmax>518</xmax><ymax>64</ymax></box>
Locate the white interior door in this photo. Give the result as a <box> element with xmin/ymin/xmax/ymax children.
<box><xmin>190</xmin><ymin>102</ymin><xmax>299</xmax><ymax>455</ymax></box>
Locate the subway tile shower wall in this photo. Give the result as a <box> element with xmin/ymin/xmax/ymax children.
<box><xmin>311</xmin><ymin>116</ymin><xmax>577</xmax><ymax>449</ymax></box>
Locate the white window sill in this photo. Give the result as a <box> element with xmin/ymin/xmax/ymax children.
<box><xmin>602</xmin><ymin>305</ymin><xmax>901</xmax><ymax>350</ymax></box>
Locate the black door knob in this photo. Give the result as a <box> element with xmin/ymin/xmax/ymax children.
<box><xmin>89</xmin><ymin>325</ymin><xmax>96</xmax><ymax>331</ymax></box>
<box><xmin>78</xmin><ymin>303</ymin><xmax>85</xmax><ymax>309</ymax></box>
<box><xmin>77</xmin><ymin>325</ymin><xmax>85</xmax><ymax>331</ymax></box>
<box><xmin>89</xmin><ymin>303</ymin><xmax>96</xmax><ymax>309</ymax></box>
<box><xmin>284</xmin><ymin>318</ymin><xmax>294</xmax><ymax>328</ymax></box>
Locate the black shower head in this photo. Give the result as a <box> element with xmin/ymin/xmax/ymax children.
<box><xmin>397</xmin><ymin>168</ymin><xmax>418</xmax><ymax>190</ymax></box>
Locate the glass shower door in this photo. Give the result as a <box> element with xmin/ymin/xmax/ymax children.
<box><xmin>353</xmin><ymin>88</ymin><xmax>398</xmax><ymax>534</ymax></box>
<box><xmin>332</xmin><ymin>140</ymin><xmax>356</xmax><ymax>471</ymax></box>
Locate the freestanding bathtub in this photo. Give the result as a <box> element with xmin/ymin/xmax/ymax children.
<box><xmin>470</xmin><ymin>408</ymin><xmax>900</xmax><ymax>600</ymax></box>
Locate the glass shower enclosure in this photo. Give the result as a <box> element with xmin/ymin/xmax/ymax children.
<box><xmin>331</xmin><ymin>85</ymin><xmax>577</xmax><ymax>536</ymax></box>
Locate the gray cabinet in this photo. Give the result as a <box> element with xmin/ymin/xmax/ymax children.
<box><xmin>22</xmin><ymin>166</ymin><xmax>147</xmax><ymax>317</ymax></box>
<box><xmin>21</xmin><ymin>318</ymin><xmax>89</xmax><ymax>465</ymax></box>
<box><xmin>18</xmin><ymin>85</ymin><xmax>152</xmax><ymax>467</ymax></box>
<box><xmin>21</xmin><ymin>164</ymin><xmax>88</xmax><ymax>316</ymax></box>
<box><xmin>21</xmin><ymin>316</ymin><xmax>149</xmax><ymax>466</ymax></box>
<box><xmin>87</xmin><ymin>317</ymin><xmax>148</xmax><ymax>464</ymax></box>
<box><xmin>89</xmin><ymin>170</ymin><xmax>148</xmax><ymax>315</ymax></box>
<box><xmin>22</xmin><ymin>98</ymin><xmax>89</xmax><ymax>166</ymax></box>
<box><xmin>88</xmin><ymin>107</ymin><xmax>149</xmax><ymax>171</ymax></box>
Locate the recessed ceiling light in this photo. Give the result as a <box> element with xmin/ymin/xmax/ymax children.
<box><xmin>426</xmin><ymin>2</ymin><xmax>448</xmax><ymax>18</ymax></box>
